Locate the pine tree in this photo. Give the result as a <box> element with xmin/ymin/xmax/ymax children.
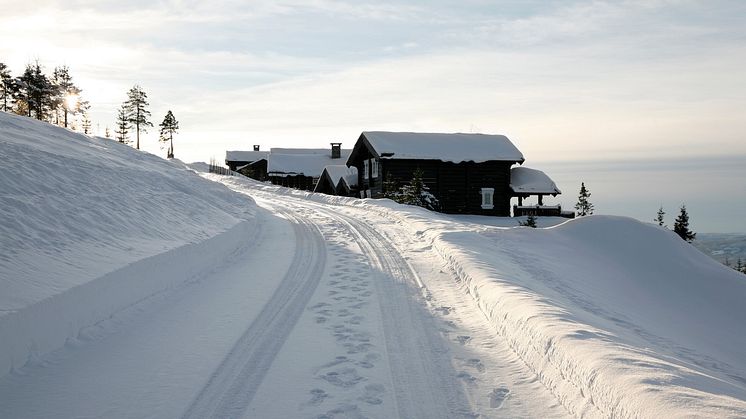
<box><xmin>655</xmin><ymin>206</ymin><xmax>665</xmax><ymax>227</ymax></box>
<box><xmin>105</xmin><ymin>126</ymin><xmax>111</xmax><ymax>138</ymax></box>
<box><xmin>673</xmin><ymin>205</ymin><xmax>696</xmax><ymax>242</ymax></box>
<box><xmin>519</xmin><ymin>214</ymin><xmax>537</xmax><ymax>228</ymax></box>
<box><xmin>0</xmin><ymin>62</ymin><xmax>13</xmax><ymax>112</ymax></box>
<box><xmin>53</xmin><ymin>66</ymin><xmax>81</xmax><ymax>128</ymax></box>
<box><xmin>124</xmin><ymin>85</ymin><xmax>152</xmax><ymax>150</ymax></box>
<box><xmin>158</xmin><ymin>110</ymin><xmax>179</xmax><ymax>158</ymax></box>
<box><xmin>575</xmin><ymin>182</ymin><xmax>594</xmax><ymax>216</ymax></box>
<box><xmin>382</xmin><ymin>172</ymin><xmax>398</xmax><ymax>199</ymax></box>
<box><xmin>115</xmin><ymin>105</ymin><xmax>130</xmax><ymax>144</ymax></box>
<box><xmin>30</xmin><ymin>62</ymin><xmax>56</xmax><ymax>121</ymax></box>
<box><xmin>393</xmin><ymin>168</ymin><xmax>440</xmax><ymax>211</ymax></box>
<box><xmin>15</xmin><ymin>64</ymin><xmax>35</xmax><ymax>117</ymax></box>
<box><xmin>79</xmin><ymin>100</ymin><xmax>91</xmax><ymax>134</ymax></box>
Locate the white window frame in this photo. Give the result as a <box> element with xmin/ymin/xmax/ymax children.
<box><xmin>480</xmin><ymin>187</ymin><xmax>494</xmax><ymax>209</ymax></box>
<box><xmin>363</xmin><ymin>160</ymin><xmax>369</xmax><ymax>180</ymax></box>
<box><xmin>371</xmin><ymin>159</ymin><xmax>379</xmax><ymax>179</ymax></box>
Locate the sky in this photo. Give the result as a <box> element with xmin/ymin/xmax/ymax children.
<box><xmin>1</xmin><ymin>0</ymin><xmax>745</xmax><ymax>232</ymax></box>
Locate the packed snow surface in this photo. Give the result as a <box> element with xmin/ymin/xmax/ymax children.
<box><xmin>361</xmin><ymin>131</ymin><xmax>525</xmax><ymax>163</ymax></box>
<box><xmin>1</xmin><ymin>113</ymin><xmax>745</xmax><ymax>418</ymax></box>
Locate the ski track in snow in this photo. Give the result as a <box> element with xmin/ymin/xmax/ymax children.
<box><xmin>314</xmin><ymin>205</ymin><xmax>474</xmax><ymax>418</ymax></box>
<box><xmin>182</xmin><ymin>208</ymin><xmax>327</xmax><ymax>419</ymax></box>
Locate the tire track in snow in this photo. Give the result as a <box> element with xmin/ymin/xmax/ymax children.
<box><xmin>181</xmin><ymin>208</ymin><xmax>326</xmax><ymax>419</ymax></box>
<box><xmin>315</xmin><ymin>206</ymin><xmax>474</xmax><ymax>418</ymax></box>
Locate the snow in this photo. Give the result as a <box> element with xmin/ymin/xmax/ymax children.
<box><xmin>510</xmin><ymin>166</ymin><xmax>562</xmax><ymax>195</ymax></box>
<box><xmin>2</xmin><ymin>112</ymin><xmax>745</xmax><ymax>418</ymax></box>
<box><xmin>270</xmin><ymin>147</ymin><xmax>333</xmax><ymax>155</ymax></box>
<box><xmin>221</xmin><ymin>182</ymin><xmax>746</xmax><ymax>417</ymax></box>
<box><xmin>267</xmin><ymin>149</ymin><xmax>351</xmax><ymax>176</ymax></box>
<box><xmin>225</xmin><ymin>150</ymin><xmax>269</xmax><ymax>162</ymax></box>
<box><xmin>0</xmin><ymin>111</ymin><xmax>254</xmax><ymax>374</ymax></box>
<box><xmin>361</xmin><ymin>131</ymin><xmax>525</xmax><ymax>163</ymax></box>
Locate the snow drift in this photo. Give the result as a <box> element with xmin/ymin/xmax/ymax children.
<box><xmin>0</xmin><ymin>112</ymin><xmax>255</xmax><ymax>375</ymax></box>
<box><xmin>215</xmin><ymin>176</ymin><xmax>746</xmax><ymax>417</ymax></box>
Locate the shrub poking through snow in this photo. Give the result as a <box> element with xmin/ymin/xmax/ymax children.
<box><xmin>519</xmin><ymin>214</ymin><xmax>537</xmax><ymax>228</ymax></box>
<box><xmin>673</xmin><ymin>204</ymin><xmax>696</xmax><ymax>242</ymax></box>
<box><xmin>392</xmin><ymin>167</ymin><xmax>440</xmax><ymax>211</ymax></box>
<box><xmin>655</xmin><ymin>206</ymin><xmax>666</xmax><ymax>227</ymax></box>
<box><xmin>575</xmin><ymin>182</ymin><xmax>594</xmax><ymax>216</ymax></box>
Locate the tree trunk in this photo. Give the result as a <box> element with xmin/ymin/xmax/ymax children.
<box><xmin>64</xmin><ymin>108</ymin><xmax>68</xmax><ymax>128</ymax></box>
<box><xmin>136</xmin><ymin>106</ymin><xmax>140</xmax><ymax>150</ymax></box>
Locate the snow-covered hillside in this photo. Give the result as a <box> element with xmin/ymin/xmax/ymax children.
<box><xmin>0</xmin><ymin>111</ymin><xmax>255</xmax><ymax>374</ymax></box>
<box><xmin>1</xmin><ymin>112</ymin><xmax>745</xmax><ymax>418</ymax></box>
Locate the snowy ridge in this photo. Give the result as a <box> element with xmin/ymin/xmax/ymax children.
<box><xmin>0</xmin><ymin>112</ymin><xmax>256</xmax><ymax>376</ymax></box>
<box><xmin>218</xmin><ymin>176</ymin><xmax>746</xmax><ymax>418</ymax></box>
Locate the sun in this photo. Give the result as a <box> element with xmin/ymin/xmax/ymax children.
<box><xmin>65</xmin><ymin>94</ymin><xmax>78</xmax><ymax>110</ymax></box>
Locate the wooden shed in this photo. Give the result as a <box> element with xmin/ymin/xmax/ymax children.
<box><xmin>314</xmin><ymin>165</ymin><xmax>359</xmax><ymax>196</ymax></box>
<box><xmin>509</xmin><ymin>166</ymin><xmax>568</xmax><ymax>217</ymax></box>
<box><xmin>346</xmin><ymin>132</ymin><xmax>525</xmax><ymax>216</ymax></box>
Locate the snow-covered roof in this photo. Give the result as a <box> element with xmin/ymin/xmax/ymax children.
<box><xmin>510</xmin><ymin>167</ymin><xmax>561</xmax><ymax>195</ymax></box>
<box><xmin>269</xmin><ymin>148</ymin><xmax>329</xmax><ymax>155</ymax></box>
<box><xmin>359</xmin><ymin>131</ymin><xmax>524</xmax><ymax>163</ymax></box>
<box><xmin>321</xmin><ymin>165</ymin><xmax>358</xmax><ymax>188</ymax></box>
<box><xmin>225</xmin><ymin>150</ymin><xmax>269</xmax><ymax>162</ymax></box>
<box><xmin>267</xmin><ymin>150</ymin><xmax>352</xmax><ymax>177</ymax></box>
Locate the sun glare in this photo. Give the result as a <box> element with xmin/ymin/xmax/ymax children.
<box><xmin>65</xmin><ymin>94</ymin><xmax>78</xmax><ymax>110</ymax></box>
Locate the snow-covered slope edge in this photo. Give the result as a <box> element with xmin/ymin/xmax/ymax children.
<box><xmin>0</xmin><ymin>112</ymin><xmax>255</xmax><ymax>376</ymax></box>
<box><xmin>214</xmin><ymin>176</ymin><xmax>746</xmax><ymax>418</ymax></box>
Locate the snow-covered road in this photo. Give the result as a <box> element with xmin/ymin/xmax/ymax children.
<box><xmin>0</xmin><ymin>178</ymin><xmax>568</xmax><ymax>418</ymax></box>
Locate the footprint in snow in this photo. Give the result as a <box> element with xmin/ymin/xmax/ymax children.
<box><xmin>320</xmin><ymin>368</ymin><xmax>365</xmax><ymax>388</ymax></box>
<box><xmin>489</xmin><ymin>387</ymin><xmax>510</xmax><ymax>409</ymax></box>
<box><xmin>466</xmin><ymin>358</ymin><xmax>485</xmax><ymax>373</ymax></box>
<box><xmin>308</xmin><ymin>388</ymin><xmax>329</xmax><ymax>406</ymax></box>
<box><xmin>359</xmin><ymin>383</ymin><xmax>385</xmax><ymax>405</ymax></box>
<box><xmin>456</xmin><ymin>335</ymin><xmax>472</xmax><ymax>345</ymax></box>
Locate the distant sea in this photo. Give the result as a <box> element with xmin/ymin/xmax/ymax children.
<box><xmin>694</xmin><ymin>233</ymin><xmax>746</xmax><ymax>267</ymax></box>
<box><xmin>529</xmin><ymin>155</ymin><xmax>746</xmax><ymax>233</ymax></box>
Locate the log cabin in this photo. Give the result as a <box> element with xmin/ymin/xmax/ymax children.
<box><xmin>346</xmin><ymin>132</ymin><xmax>528</xmax><ymax>216</ymax></box>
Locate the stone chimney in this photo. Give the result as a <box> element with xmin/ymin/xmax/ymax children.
<box><xmin>253</xmin><ymin>145</ymin><xmax>260</xmax><ymax>151</ymax></box>
<box><xmin>331</xmin><ymin>142</ymin><xmax>341</xmax><ymax>159</ymax></box>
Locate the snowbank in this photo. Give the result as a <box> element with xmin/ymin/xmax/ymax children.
<box><xmin>0</xmin><ymin>112</ymin><xmax>255</xmax><ymax>375</ymax></box>
<box><xmin>215</xmin><ymin>175</ymin><xmax>746</xmax><ymax>417</ymax></box>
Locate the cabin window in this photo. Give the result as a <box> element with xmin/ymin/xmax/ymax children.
<box><xmin>481</xmin><ymin>188</ymin><xmax>494</xmax><ymax>209</ymax></box>
<box><xmin>371</xmin><ymin>159</ymin><xmax>379</xmax><ymax>179</ymax></box>
<box><xmin>363</xmin><ymin>160</ymin><xmax>369</xmax><ymax>180</ymax></box>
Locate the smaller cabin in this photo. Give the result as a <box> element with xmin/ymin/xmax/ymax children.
<box><xmin>266</xmin><ymin>144</ymin><xmax>351</xmax><ymax>191</ymax></box>
<box><xmin>314</xmin><ymin>165</ymin><xmax>358</xmax><ymax>196</ymax></box>
<box><xmin>225</xmin><ymin>146</ymin><xmax>268</xmax><ymax>171</ymax></box>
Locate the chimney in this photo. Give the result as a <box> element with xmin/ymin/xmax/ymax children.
<box><xmin>330</xmin><ymin>142</ymin><xmax>341</xmax><ymax>159</ymax></box>
<box><xmin>253</xmin><ymin>145</ymin><xmax>260</xmax><ymax>151</ymax></box>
